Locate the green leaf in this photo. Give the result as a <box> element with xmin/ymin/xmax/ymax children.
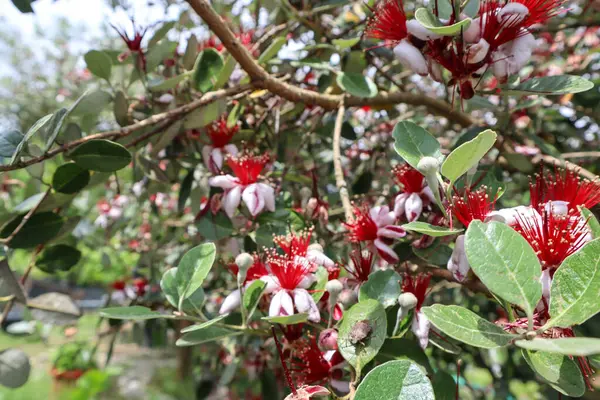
<box><xmin>354</xmin><ymin>360</ymin><xmax>434</xmax><ymax>400</ymax></box>
<box><xmin>338</xmin><ymin>299</ymin><xmax>387</xmax><ymax>373</ymax></box>
<box><xmin>432</xmin><ymin>370</ymin><xmax>456</xmax><ymax>400</ymax></box>
<box><xmin>196</xmin><ymin>212</ymin><xmax>234</xmax><ymax>241</ymax></box>
<box><xmin>181</xmin><ymin>315</ymin><xmax>229</xmax><ymax>333</ymax></box>
<box><xmin>36</xmin><ymin>244</ymin><xmax>81</xmax><ymax>273</ymax></box>
<box><xmin>145</xmin><ymin>40</ymin><xmax>178</xmax><ymax>72</ymax></box>
<box><xmin>70</xmin><ymin>139</ymin><xmax>132</xmax><ymax>172</ymax></box>
<box><xmin>516</xmin><ymin>337</ymin><xmax>600</xmax><ymax>356</ymax></box>
<box><xmin>178</xmin><ymin>169</ymin><xmax>194</xmax><ymax>212</ymax></box>
<box><xmin>149</xmin><ymin>21</ymin><xmax>176</xmax><ymax>47</ymax></box>
<box><xmin>176</xmin><ymin>326</ymin><xmax>241</xmax><ymax>347</ymax></box>
<box><xmin>10</xmin><ymin>114</ymin><xmax>52</xmax><ymax>165</ymax></box>
<box><xmin>336</xmin><ymin>72</ymin><xmax>378</xmax><ymax>98</ymax></box>
<box><xmin>71</xmin><ymin>90</ymin><xmax>112</xmax><ymax>115</ymax></box>
<box><xmin>43</xmin><ymin>108</ymin><xmax>69</xmax><ymax>151</ymax></box>
<box><xmin>214</xmin><ymin>56</ymin><xmax>237</xmax><ymax>89</ymax></box>
<box><xmin>377</xmin><ymin>338</ymin><xmax>433</xmax><ymax>375</ymax></box>
<box><xmin>243</xmin><ymin>280</ymin><xmax>267</xmax><ymax>320</ymax></box>
<box><xmin>160</xmin><ymin>268</ymin><xmax>206</xmax><ymax>315</ymax></box>
<box><xmin>546</xmin><ymin>239</ymin><xmax>600</xmax><ymax>329</ymax></box>
<box><xmin>175</xmin><ymin>243</ymin><xmax>216</xmax><ymax>305</ymax></box>
<box><xmin>193</xmin><ymin>49</ymin><xmax>224</xmax><ymax>92</ymax></box>
<box><xmin>0</xmin><ymin>130</ymin><xmax>23</xmax><ymax>159</ymax></box>
<box><xmin>262</xmin><ymin>313</ymin><xmax>309</xmax><ymax>325</ymax></box>
<box><xmin>422</xmin><ymin>305</ymin><xmax>517</xmax><ymax>348</ymax></box>
<box><xmin>84</xmin><ymin>50</ymin><xmax>112</xmax><ymax>81</ymax></box>
<box><xmin>148</xmin><ymin>72</ymin><xmax>191</xmax><ymax>92</ymax></box>
<box><xmin>522</xmin><ymin>350</ymin><xmax>585</xmax><ymax>397</ymax></box>
<box><xmin>0</xmin><ymin>259</ymin><xmax>26</xmax><ymax>304</ymax></box>
<box><xmin>393</xmin><ymin>121</ymin><xmax>443</xmax><ymax>170</ymax></box>
<box><xmin>441</xmin><ymin>129</ymin><xmax>497</xmax><ymax>183</ymax></box>
<box><xmin>11</xmin><ymin>0</ymin><xmax>34</xmax><ymax>13</ymax></box>
<box><xmin>414</xmin><ymin>8</ymin><xmax>471</xmax><ymax>35</ymax></box>
<box><xmin>465</xmin><ymin>221</ymin><xmax>542</xmax><ymax>317</ymax></box>
<box><xmin>503</xmin><ymin>75</ymin><xmax>594</xmax><ymax>96</ymax></box>
<box><xmin>413</xmin><ymin>242</ymin><xmax>453</xmax><ymax>266</ymax></box>
<box><xmin>310</xmin><ymin>266</ymin><xmax>329</xmax><ymax>302</ymax></box>
<box><xmin>332</xmin><ymin>37</ymin><xmax>360</xmax><ymax>50</ymax></box>
<box><xmin>402</xmin><ymin>222</ymin><xmax>463</xmax><ymax>237</ymax></box>
<box><xmin>359</xmin><ymin>269</ymin><xmax>402</xmax><ymax>308</ymax></box>
<box><xmin>0</xmin><ymin>348</ymin><xmax>31</xmax><ymax>389</ymax></box>
<box><xmin>579</xmin><ymin>206</ymin><xmax>600</xmax><ymax>239</ymax></box>
<box><xmin>183</xmin><ymin>99</ymin><xmax>227</xmax><ymax>129</ymax></box>
<box><xmin>0</xmin><ymin>212</ymin><xmax>64</xmax><ymax>249</ymax></box>
<box><xmin>257</xmin><ymin>37</ymin><xmax>287</xmax><ymax>64</ymax></box>
<box><xmin>113</xmin><ymin>90</ymin><xmax>129</xmax><ymax>127</ymax></box>
<box><xmin>183</xmin><ymin>34</ymin><xmax>198</xmax><ymax>70</ymax></box>
<box><xmin>99</xmin><ymin>306</ymin><xmax>165</xmax><ymax>320</ymax></box>
<box><xmin>52</xmin><ymin>163</ymin><xmax>90</xmax><ymax>194</ymax></box>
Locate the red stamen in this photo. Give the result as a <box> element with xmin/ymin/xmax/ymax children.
<box><xmin>226</xmin><ymin>153</ymin><xmax>269</xmax><ymax>185</ymax></box>
<box><xmin>343</xmin><ymin>251</ymin><xmax>375</xmax><ymax>283</ymax></box>
<box><xmin>343</xmin><ymin>206</ymin><xmax>379</xmax><ymax>242</ymax></box>
<box><xmin>530</xmin><ymin>166</ymin><xmax>600</xmax><ymax>211</ymax></box>
<box><xmin>402</xmin><ymin>273</ymin><xmax>432</xmax><ymax>311</ymax></box>
<box><xmin>268</xmin><ymin>254</ymin><xmax>315</xmax><ymax>291</ymax></box>
<box><xmin>364</xmin><ymin>0</ymin><xmax>409</xmax><ymax>46</ymax></box>
<box><xmin>393</xmin><ymin>164</ymin><xmax>426</xmax><ymax>193</ymax></box>
<box><xmin>450</xmin><ymin>187</ymin><xmax>497</xmax><ymax>227</ymax></box>
<box><xmin>206</xmin><ymin>116</ymin><xmax>239</xmax><ymax>148</ymax></box>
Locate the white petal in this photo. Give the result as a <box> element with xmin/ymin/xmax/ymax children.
<box><xmin>412</xmin><ymin>312</ymin><xmax>431</xmax><ymax>349</ymax></box>
<box><xmin>258</xmin><ymin>183</ymin><xmax>276</xmax><ymax>212</ymax></box>
<box><xmin>394</xmin><ymin>193</ymin><xmax>409</xmax><ymax>217</ymax></box>
<box><xmin>540</xmin><ymin>269</ymin><xmax>551</xmax><ymax>301</ymax></box>
<box><xmin>269</xmin><ymin>290</ymin><xmax>284</xmax><ymax>317</ymax></box>
<box><xmin>406</xmin><ymin>19</ymin><xmax>442</xmax><ymax>41</ymax></box>
<box><xmin>377</xmin><ymin>226</ymin><xmax>406</xmax><ymax>239</ymax></box>
<box><xmin>330</xmin><ymin>380</ymin><xmax>350</xmax><ymax>394</ymax></box>
<box><xmin>421</xmin><ymin>186</ymin><xmax>435</xmax><ymax>203</ymax></box>
<box><xmin>219</xmin><ymin>289</ymin><xmax>241</xmax><ymax>314</ymax></box>
<box><xmin>497</xmin><ymin>2</ymin><xmax>529</xmax><ymax>24</ymax></box>
<box><xmin>260</xmin><ymin>275</ymin><xmax>280</xmax><ymax>294</ymax></box>
<box><xmin>307</xmin><ymin>296</ymin><xmax>321</xmax><ymax>323</ymax></box>
<box><xmin>269</xmin><ymin>290</ymin><xmax>294</xmax><ymax>317</ymax></box>
<box><xmin>467</xmin><ymin>38</ymin><xmax>490</xmax><ymax>64</ymax></box>
<box><xmin>374</xmin><ymin>239</ymin><xmax>399</xmax><ymax>264</ymax></box>
<box><xmin>491</xmin><ymin>51</ymin><xmax>509</xmax><ymax>81</ymax></box>
<box><xmin>545</xmin><ymin>200</ymin><xmax>569</xmax><ymax>216</ymax></box>
<box><xmin>307</xmin><ymin>249</ymin><xmax>335</xmax><ymax>268</ymax></box>
<box><xmin>210</xmin><ymin>147</ymin><xmax>224</xmax><ymax>170</ymax></box>
<box><xmin>463</xmin><ymin>16</ymin><xmax>481</xmax><ymax>43</ymax></box>
<box><xmin>224</xmin><ymin>144</ymin><xmax>238</xmax><ymax>156</ymax></box>
<box><xmin>223</xmin><ymin>185</ymin><xmax>243</xmax><ymax>218</ymax></box>
<box><xmin>203</xmin><ymin>145</ymin><xmax>214</xmax><ymax>170</ymax></box>
<box><xmin>298</xmin><ymin>273</ymin><xmax>316</xmax><ymax>289</ymax></box>
<box><xmin>242</xmin><ymin>184</ymin><xmax>266</xmax><ymax>216</ymax></box>
<box><xmin>447</xmin><ymin>235</ymin><xmax>470</xmax><ymax>282</ymax></box>
<box><xmin>209</xmin><ymin>175</ymin><xmax>238</xmax><ymax>189</ymax></box>
<box><xmin>405</xmin><ymin>193</ymin><xmax>423</xmax><ymax>222</ymax></box>
<box><xmin>393</xmin><ymin>39</ymin><xmax>429</xmax><ymax>76</ymax></box>
<box><xmin>293</xmin><ymin>288</ymin><xmax>312</xmax><ymax>313</ymax></box>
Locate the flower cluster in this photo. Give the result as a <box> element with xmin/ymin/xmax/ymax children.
<box><xmin>364</xmin><ymin>0</ymin><xmax>564</xmax><ymax>100</ymax></box>
<box><xmin>201</xmin><ymin>115</ymin><xmax>240</xmax><ymax>173</ymax></box>
<box><xmin>95</xmin><ymin>195</ymin><xmax>129</xmax><ymax>228</ymax></box>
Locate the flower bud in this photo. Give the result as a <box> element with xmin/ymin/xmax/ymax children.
<box><xmin>307</xmin><ymin>243</ymin><xmax>324</xmax><ymax>253</ymax></box>
<box><xmin>398</xmin><ymin>292</ymin><xmax>418</xmax><ymax>310</ymax></box>
<box><xmin>325</xmin><ymin>279</ymin><xmax>343</xmax><ymax>296</ymax></box>
<box><xmin>417</xmin><ymin>156</ymin><xmax>440</xmax><ymax>175</ymax></box>
<box><xmin>339</xmin><ymin>289</ymin><xmax>358</xmax><ymax>309</ymax></box>
<box><xmin>235</xmin><ymin>253</ymin><xmax>254</xmax><ymax>285</ymax></box>
<box><xmin>318</xmin><ymin>328</ymin><xmax>339</xmax><ymax>351</ymax></box>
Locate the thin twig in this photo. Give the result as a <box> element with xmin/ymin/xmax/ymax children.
<box><xmin>332</xmin><ymin>99</ymin><xmax>353</xmax><ymax>222</ymax></box>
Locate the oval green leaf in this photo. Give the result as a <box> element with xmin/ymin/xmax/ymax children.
<box><xmin>257</xmin><ymin>36</ymin><xmax>287</xmax><ymax>65</ymax></box>
<box><xmin>181</xmin><ymin>315</ymin><xmax>229</xmax><ymax>333</ymax></box>
<box><xmin>414</xmin><ymin>8</ymin><xmax>471</xmax><ymax>35</ymax></box>
<box><xmin>84</xmin><ymin>50</ymin><xmax>112</xmax><ymax>81</ymax></box>
<box><xmin>579</xmin><ymin>206</ymin><xmax>600</xmax><ymax>239</ymax></box>
<box><xmin>175</xmin><ymin>243</ymin><xmax>217</xmax><ymax>305</ymax></box>
<box><xmin>465</xmin><ymin>221</ymin><xmax>542</xmax><ymax>317</ymax></box>
<box><xmin>193</xmin><ymin>49</ymin><xmax>224</xmax><ymax>92</ymax></box>
<box><xmin>546</xmin><ymin>239</ymin><xmax>600</xmax><ymax>329</ymax></box>
<box><xmin>503</xmin><ymin>75</ymin><xmax>594</xmax><ymax>96</ymax></box>
<box><xmin>359</xmin><ymin>269</ymin><xmax>402</xmax><ymax>308</ymax></box>
<box><xmin>262</xmin><ymin>313</ymin><xmax>309</xmax><ymax>325</ymax></box>
<box><xmin>422</xmin><ymin>304</ymin><xmax>517</xmax><ymax>349</ymax></box>
<box><xmin>0</xmin><ymin>212</ymin><xmax>64</xmax><ymax>249</ymax></box>
<box><xmin>354</xmin><ymin>360</ymin><xmax>434</xmax><ymax>400</ymax></box>
<box><xmin>522</xmin><ymin>350</ymin><xmax>585</xmax><ymax>397</ymax></box>
<box><xmin>516</xmin><ymin>337</ymin><xmax>600</xmax><ymax>357</ymax></box>
<box><xmin>402</xmin><ymin>221</ymin><xmax>463</xmax><ymax>237</ymax></box>
<box><xmin>70</xmin><ymin>139</ymin><xmax>132</xmax><ymax>172</ymax></box>
<box><xmin>441</xmin><ymin>129</ymin><xmax>497</xmax><ymax>183</ymax></box>
<box><xmin>99</xmin><ymin>306</ymin><xmax>165</xmax><ymax>320</ymax></box>
<box><xmin>36</xmin><ymin>244</ymin><xmax>81</xmax><ymax>273</ymax></box>
<box><xmin>393</xmin><ymin>121</ymin><xmax>443</xmax><ymax>170</ymax></box>
<box><xmin>243</xmin><ymin>280</ymin><xmax>267</xmax><ymax>321</ymax></box>
<box><xmin>52</xmin><ymin>163</ymin><xmax>90</xmax><ymax>194</ymax></box>
<box><xmin>336</xmin><ymin>72</ymin><xmax>378</xmax><ymax>98</ymax></box>
<box><xmin>176</xmin><ymin>326</ymin><xmax>242</xmax><ymax>347</ymax></box>
<box><xmin>338</xmin><ymin>299</ymin><xmax>387</xmax><ymax>373</ymax></box>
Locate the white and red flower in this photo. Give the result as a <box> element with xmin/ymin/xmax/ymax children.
<box><xmin>344</xmin><ymin>205</ymin><xmax>406</xmax><ymax>263</ymax></box>
<box><xmin>392</xmin><ymin>164</ymin><xmax>435</xmax><ymax>222</ymax></box>
<box><xmin>219</xmin><ymin>255</ymin><xmax>271</xmax><ymax>315</ymax></box>
<box><xmin>209</xmin><ymin>153</ymin><xmax>275</xmax><ymax>218</ymax></box>
<box><xmin>529</xmin><ymin>167</ymin><xmax>600</xmax><ymax>213</ymax></box>
<box><xmin>202</xmin><ymin>116</ymin><xmax>239</xmax><ymax>173</ymax></box>
<box><xmin>402</xmin><ymin>273</ymin><xmax>432</xmax><ymax>349</ymax></box>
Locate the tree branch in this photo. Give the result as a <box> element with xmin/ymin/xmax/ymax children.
<box><xmin>185</xmin><ymin>0</ymin><xmax>474</xmax><ymax>128</ymax></box>
<box><xmin>1</xmin><ymin>83</ymin><xmax>253</xmax><ymax>173</ymax></box>
<box><xmin>333</xmin><ymin>99</ymin><xmax>353</xmax><ymax>222</ymax></box>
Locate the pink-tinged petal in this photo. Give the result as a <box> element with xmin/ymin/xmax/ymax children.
<box><xmin>412</xmin><ymin>311</ymin><xmax>431</xmax><ymax>349</ymax></box>
<box><xmin>298</xmin><ymin>272</ymin><xmax>316</xmax><ymax>289</ymax></box>
<box><xmin>279</xmin><ymin>290</ymin><xmax>294</xmax><ymax>316</ymax></box>
<box><xmin>260</xmin><ymin>276</ymin><xmax>280</xmax><ymax>294</ymax></box>
<box><xmin>330</xmin><ymin>379</ymin><xmax>350</xmax><ymax>394</ymax></box>
<box><xmin>224</xmin><ymin>144</ymin><xmax>238</xmax><ymax>156</ymax></box>
<box><xmin>394</xmin><ymin>193</ymin><xmax>409</xmax><ymax>217</ymax></box>
<box><xmin>269</xmin><ymin>290</ymin><xmax>283</xmax><ymax>317</ymax></box>
<box><xmin>333</xmin><ymin>303</ymin><xmax>343</xmax><ymax>321</ymax></box>
<box><xmin>420</xmin><ymin>186</ymin><xmax>435</xmax><ymax>203</ymax></box>
<box><xmin>257</xmin><ymin>183</ymin><xmax>276</xmax><ymax>212</ymax></box>
<box><xmin>284</xmin><ymin>386</ymin><xmax>330</xmax><ymax>400</ymax></box>
<box><xmin>219</xmin><ymin>289</ymin><xmax>241</xmax><ymax>314</ymax></box>
<box><xmin>307</xmin><ymin>296</ymin><xmax>321</xmax><ymax>323</ymax></box>
<box><xmin>303</xmin><ymin>385</ymin><xmax>330</xmax><ymax>396</ymax></box>
<box><xmin>369</xmin><ymin>206</ymin><xmax>385</xmax><ymax>224</ymax></box>
<box><xmin>210</xmin><ymin>147</ymin><xmax>224</xmax><ymax>170</ymax></box>
<box><xmin>222</xmin><ymin>185</ymin><xmax>242</xmax><ymax>218</ymax></box>
<box><xmin>374</xmin><ymin>239</ymin><xmax>399</xmax><ymax>264</ymax></box>
<box><xmin>406</xmin><ymin>19</ymin><xmax>442</xmax><ymax>41</ymax></box>
<box><xmin>393</xmin><ymin>39</ymin><xmax>428</xmax><ymax>76</ymax></box>
<box><xmin>209</xmin><ymin>175</ymin><xmax>238</xmax><ymax>189</ymax></box>
<box><xmin>540</xmin><ymin>268</ymin><xmax>551</xmax><ymax>301</ymax></box>
<box><xmin>293</xmin><ymin>288</ymin><xmax>312</xmax><ymax>313</ymax></box>
<box><xmin>447</xmin><ymin>235</ymin><xmax>470</xmax><ymax>282</ymax></box>
<box><xmin>405</xmin><ymin>193</ymin><xmax>423</xmax><ymax>222</ymax></box>
<box><xmin>306</xmin><ymin>249</ymin><xmax>334</xmax><ymax>268</ymax></box>
<box><xmin>242</xmin><ymin>183</ymin><xmax>265</xmax><ymax>216</ymax></box>
<box><xmin>378</xmin><ymin>225</ymin><xmax>407</xmax><ymax>239</ymax></box>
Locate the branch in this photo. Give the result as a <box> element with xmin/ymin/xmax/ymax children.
<box><xmin>0</xmin><ymin>187</ymin><xmax>51</xmax><ymax>244</ymax></box>
<box><xmin>536</xmin><ymin>154</ymin><xmax>598</xmax><ymax>181</ymax></box>
<box><xmin>185</xmin><ymin>0</ymin><xmax>474</xmax><ymax>128</ymax></box>
<box><xmin>1</xmin><ymin>83</ymin><xmax>253</xmax><ymax>173</ymax></box>
<box><xmin>333</xmin><ymin>99</ymin><xmax>353</xmax><ymax>222</ymax></box>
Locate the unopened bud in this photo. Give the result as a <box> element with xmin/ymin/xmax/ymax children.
<box><xmin>339</xmin><ymin>289</ymin><xmax>358</xmax><ymax>309</ymax></box>
<box><xmin>417</xmin><ymin>156</ymin><xmax>440</xmax><ymax>175</ymax></box>
<box><xmin>525</xmin><ymin>331</ymin><xmax>537</xmax><ymax>341</ymax></box>
<box><xmin>307</xmin><ymin>243</ymin><xmax>324</xmax><ymax>253</ymax></box>
<box><xmin>325</xmin><ymin>279</ymin><xmax>343</xmax><ymax>297</ymax></box>
<box><xmin>235</xmin><ymin>253</ymin><xmax>254</xmax><ymax>272</ymax></box>
<box><xmin>318</xmin><ymin>328</ymin><xmax>339</xmax><ymax>351</ymax></box>
<box><xmin>398</xmin><ymin>292</ymin><xmax>418</xmax><ymax>310</ymax></box>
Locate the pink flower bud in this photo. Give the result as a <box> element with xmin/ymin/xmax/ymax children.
<box><xmin>318</xmin><ymin>328</ymin><xmax>339</xmax><ymax>351</ymax></box>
